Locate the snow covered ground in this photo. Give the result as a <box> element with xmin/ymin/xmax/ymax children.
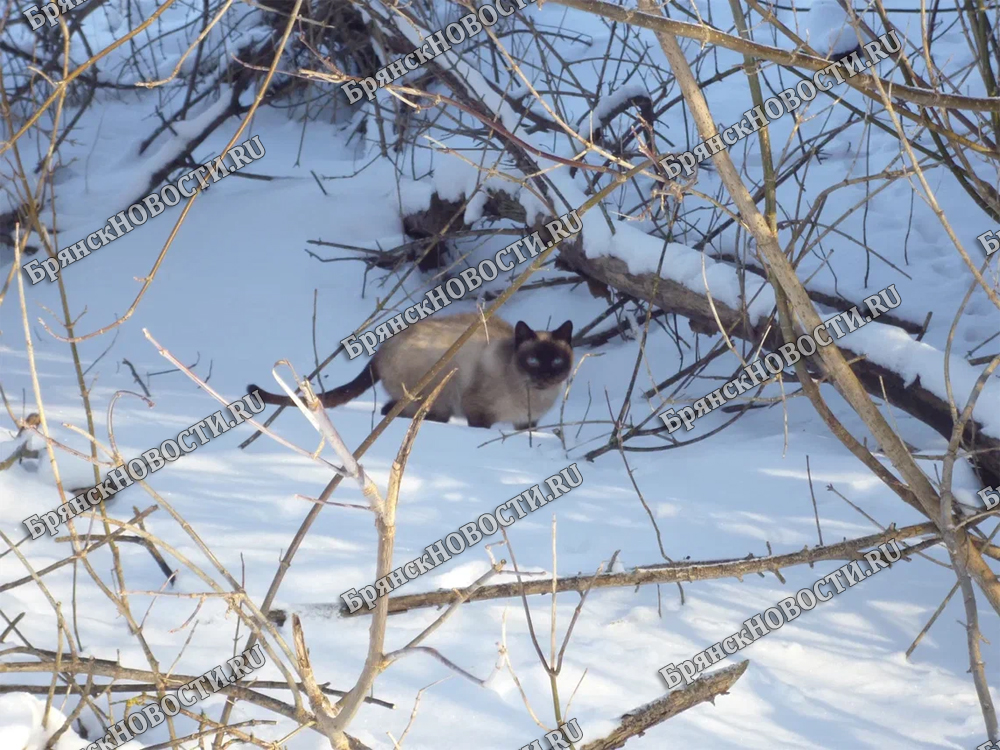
<box><xmin>1</xmin><ymin>0</ymin><xmax>998</xmax><ymax>748</ymax></box>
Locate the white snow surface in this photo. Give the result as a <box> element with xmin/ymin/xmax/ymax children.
<box><xmin>803</xmin><ymin>1</ymin><xmax>860</xmax><ymax>56</ymax></box>
<box><xmin>2</xmin><ymin>0</ymin><xmax>999</xmax><ymax>749</ymax></box>
<box><xmin>0</xmin><ymin>694</ymin><xmax>145</xmax><ymax>750</ymax></box>
<box><xmin>588</xmin><ymin>83</ymin><xmax>650</xmax><ymax>128</ymax></box>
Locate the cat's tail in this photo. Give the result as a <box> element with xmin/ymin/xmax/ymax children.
<box><xmin>248</xmin><ymin>365</ymin><xmax>378</xmax><ymax>408</ymax></box>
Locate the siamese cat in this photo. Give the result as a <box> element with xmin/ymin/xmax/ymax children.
<box><xmin>249</xmin><ymin>313</ymin><xmax>574</xmax><ymax>430</ymax></box>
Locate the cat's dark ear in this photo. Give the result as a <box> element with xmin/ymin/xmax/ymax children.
<box><xmin>552</xmin><ymin>320</ymin><xmax>573</xmax><ymax>344</ymax></box>
<box><xmin>514</xmin><ymin>321</ymin><xmax>536</xmax><ymax>348</ymax></box>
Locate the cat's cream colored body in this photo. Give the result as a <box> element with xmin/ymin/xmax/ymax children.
<box><xmin>375</xmin><ymin>313</ymin><xmax>563</xmax><ymax>427</ymax></box>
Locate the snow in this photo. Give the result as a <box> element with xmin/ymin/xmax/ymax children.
<box><xmin>803</xmin><ymin>1</ymin><xmax>861</xmax><ymax>57</ymax></box>
<box><xmin>109</xmin><ymin>93</ymin><xmax>236</xmax><ymax>205</ymax></box>
<box><xmin>0</xmin><ymin>694</ymin><xmax>144</xmax><ymax>750</ymax></box>
<box><xmin>2</xmin><ymin>0</ymin><xmax>999</xmax><ymax>749</ymax></box>
<box><xmin>847</xmin><ymin>321</ymin><xmax>1000</xmax><ymax>437</ymax></box>
<box><xmin>588</xmin><ymin>83</ymin><xmax>650</xmax><ymax>127</ymax></box>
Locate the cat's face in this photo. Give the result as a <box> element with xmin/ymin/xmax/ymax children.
<box><xmin>514</xmin><ymin>321</ymin><xmax>574</xmax><ymax>388</ymax></box>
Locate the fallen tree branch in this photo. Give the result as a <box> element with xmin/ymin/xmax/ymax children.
<box><xmin>402</xmin><ymin>190</ymin><xmax>1000</xmax><ymax>488</ymax></box>
<box><xmin>580</xmin><ymin>661</ymin><xmax>750</xmax><ymax>750</ymax></box>
<box><xmin>333</xmin><ymin>523</ymin><xmax>932</xmax><ymax>616</ymax></box>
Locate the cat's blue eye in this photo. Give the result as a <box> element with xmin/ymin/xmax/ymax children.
<box><xmin>527</xmin><ymin>356</ymin><xmax>540</xmax><ymax>367</ymax></box>
<box><xmin>552</xmin><ymin>357</ymin><xmax>564</xmax><ymax>366</ymax></box>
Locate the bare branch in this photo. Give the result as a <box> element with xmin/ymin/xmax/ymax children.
<box><xmin>341</xmin><ymin>524</ymin><xmax>932</xmax><ymax>616</ymax></box>
<box><xmin>581</xmin><ymin>661</ymin><xmax>750</xmax><ymax>750</ymax></box>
